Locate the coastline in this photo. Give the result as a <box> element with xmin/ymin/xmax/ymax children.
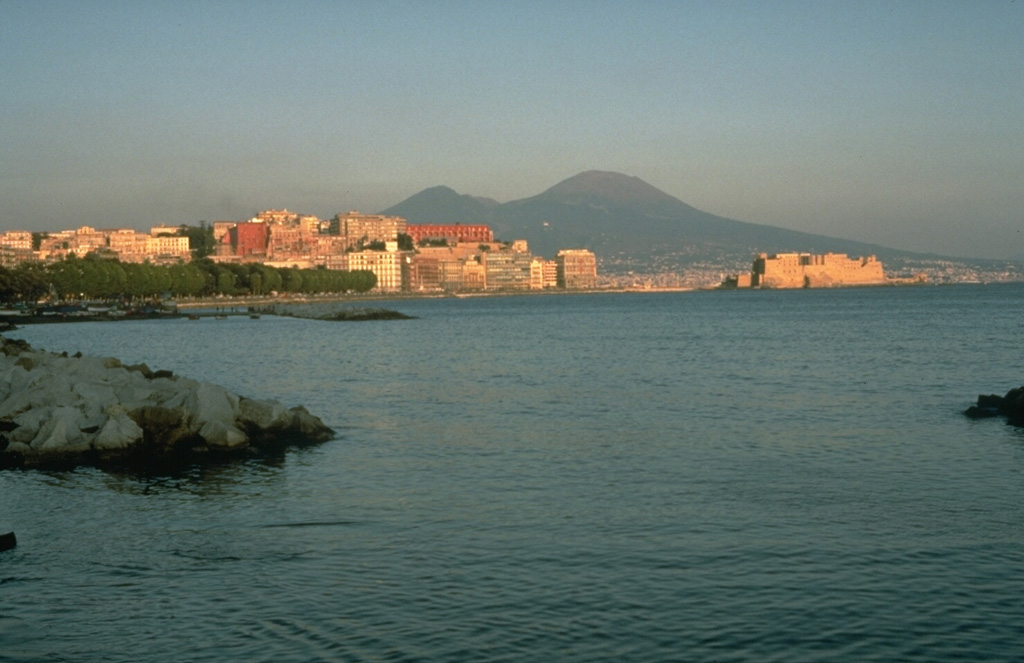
<box><xmin>0</xmin><ymin>278</ymin><xmax>959</xmax><ymax>327</ymax></box>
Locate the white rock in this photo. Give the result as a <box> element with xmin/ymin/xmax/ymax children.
<box><xmin>114</xmin><ymin>383</ymin><xmax>156</xmax><ymax>409</ymax></box>
<box><xmin>5</xmin><ymin>364</ymin><xmax>31</xmax><ymax>396</ymax></box>
<box><xmin>186</xmin><ymin>382</ymin><xmax>239</xmax><ymax>431</ymax></box>
<box><xmin>93</xmin><ymin>413</ymin><xmax>144</xmax><ymax>450</ymax></box>
<box><xmin>198</xmin><ymin>419</ymin><xmax>248</xmax><ymax>448</ymax></box>
<box><xmin>12</xmin><ymin>406</ymin><xmax>54</xmax><ymax>444</ymax></box>
<box><xmin>0</xmin><ymin>389</ymin><xmax>34</xmax><ymax>419</ymax></box>
<box><xmin>74</xmin><ymin>381</ymin><xmax>118</xmax><ymax>412</ymax></box>
<box><xmin>237</xmin><ymin>398</ymin><xmax>291</xmax><ymax>430</ymax></box>
<box><xmin>31</xmin><ymin>405</ymin><xmax>85</xmax><ymax>450</ymax></box>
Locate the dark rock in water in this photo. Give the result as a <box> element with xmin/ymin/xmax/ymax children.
<box><xmin>263</xmin><ymin>304</ymin><xmax>415</xmax><ymax>322</ymax></box>
<box><xmin>964</xmin><ymin>405</ymin><xmax>1002</xmax><ymax>419</ymax></box>
<box><xmin>322</xmin><ymin>308</ymin><xmax>415</xmax><ymax>321</ymax></box>
<box><xmin>976</xmin><ymin>394</ymin><xmax>1005</xmax><ymax>410</ymax></box>
<box><xmin>965</xmin><ymin>387</ymin><xmax>1024</xmax><ymax>426</ymax></box>
<box><xmin>1005</xmin><ymin>388</ymin><xmax>1024</xmax><ymax>427</ymax></box>
<box><xmin>0</xmin><ymin>531</ymin><xmax>15</xmax><ymax>552</ymax></box>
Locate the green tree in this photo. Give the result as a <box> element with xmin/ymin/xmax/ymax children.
<box><xmin>215</xmin><ymin>268</ymin><xmax>237</xmax><ymax>295</ymax></box>
<box><xmin>282</xmin><ymin>268</ymin><xmax>302</xmax><ymax>293</ymax></box>
<box><xmin>46</xmin><ymin>256</ymin><xmax>82</xmax><ymax>299</ymax></box>
<box><xmin>12</xmin><ymin>263</ymin><xmax>49</xmax><ymax>303</ymax></box>
<box><xmin>179</xmin><ymin>222</ymin><xmax>216</xmax><ymax>259</ymax></box>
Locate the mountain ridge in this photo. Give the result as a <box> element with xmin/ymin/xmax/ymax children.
<box><xmin>380</xmin><ymin>171</ymin><xmax>1009</xmax><ymax>277</ymax></box>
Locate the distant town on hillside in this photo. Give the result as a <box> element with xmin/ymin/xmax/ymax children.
<box><xmin>4</xmin><ymin>171</ymin><xmax>1023</xmax><ymax>292</ymax></box>
<box><xmin>0</xmin><ymin>210</ymin><xmax>598</xmax><ymax>295</ymax></box>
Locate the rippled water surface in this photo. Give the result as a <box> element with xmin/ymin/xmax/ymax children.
<box><xmin>4</xmin><ymin>285</ymin><xmax>1024</xmax><ymax>662</ymax></box>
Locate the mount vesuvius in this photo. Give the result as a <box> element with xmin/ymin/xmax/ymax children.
<box><xmin>381</xmin><ymin>170</ymin><xmax>948</xmax><ymax>277</ymax></box>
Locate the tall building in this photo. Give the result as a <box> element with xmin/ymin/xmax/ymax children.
<box><xmin>216</xmin><ymin>221</ymin><xmax>269</xmax><ymax>259</ymax></box>
<box><xmin>482</xmin><ymin>251</ymin><xmax>533</xmax><ymax>290</ymax></box>
<box><xmin>330</xmin><ymin>211</ymin><xmax>406</xmax><ymax>250</ymax></box>
<box><xmin>531</xmin><ymin>258</ymin><xmax>558</xmax><ymax>289</ymax></box>
<box><xmin>555</xmin><ymin>249</ymin><xmax>597</xmax><ymax>289</ymax></box>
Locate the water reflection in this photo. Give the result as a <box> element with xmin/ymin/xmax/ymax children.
<box><xmin>95</xmin><ymin>451</ymin><xmax>302</xmax><ymax>496</ymax></box>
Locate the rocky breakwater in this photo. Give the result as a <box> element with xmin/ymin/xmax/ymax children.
<box><xmin>964</xmin><ymin>387</ymin><xmax>1024</xmax><ymax>426</ymax></box>
<box><xmin>0</xmin><ymin>335</ymin><xmax>334</xmax><ymax>470</ymax></box>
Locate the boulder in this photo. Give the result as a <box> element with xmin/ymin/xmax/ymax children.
<box><xmin>965</xmin><ymin>386</ymin><xmax>1024</xmax><ymax>426</ymax></box>
<box><xmin>237</xmin><ymin>397</ymin><xmax>292</xmax><ymax>431</ymax></box>
<box><xmin>184</xmin><ymin>382</ymin><xmax>239</xmax><ymax>432</ymax></box>
<box><xmin>94</xmin><ymin>412</ymin><xmax>144</xmax><ymax>450</ymax></box>
<box><xmin>198</xmin><ymin>420</ymin><xmax>248</xmax><ymax>449</ymax></box>
<box><xmin>0</xmin><ymin>334</ymin><xmax>334</xmax><ymax>470</ymax></box>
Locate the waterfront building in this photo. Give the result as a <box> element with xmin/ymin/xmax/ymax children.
<box><xmin>751</xmin><ymin>252</ymin><xmax>886</xmax><ymax>288</ymax></box>
<box><xmin>404</xmin><ymin>255</ymin><xmax>441</xmax><ymax>292</ymax></box>
<box><xmin>555</xmin><ymin>249</ymin><xmax>598</xmax><ymax>289</ymax></box>
<box><xmin>326</xmin><ymin>242</ymin><xmax>404</xmax><ymax>292</ymax></box>
<box><xmin>482</xmin><ymin>251</ymin><xmax>533</xmax><ymax>290</ymax></box>
<box><xmin>531</xmin><ymin>258</ymin><xmax>558</xmax><ymax>289</ymax></box>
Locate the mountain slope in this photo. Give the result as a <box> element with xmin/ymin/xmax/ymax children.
<box><xmin>383</xmin><ymin>186</ymin><xmax>494</xmax><ymax>226</ymax></box>
<box><xmin>382</xmin><ymin>171</ymin><xmax>936</xmax><ymax>275</ymax></box>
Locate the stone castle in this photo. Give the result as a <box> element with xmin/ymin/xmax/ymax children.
<box><xmin>726</xmin><ymin>252</ymin><xmax>887</xmax><ymax>289</ymax></box>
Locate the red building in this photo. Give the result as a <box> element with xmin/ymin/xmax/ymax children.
<box><xmin>405</xmin><ymin>224</ymin><xmax>493</xmax><ymax>245</ymax></box>
<box><xmin>225</xmin><ymin>221</ymin><xmax>269</xmax><ymax>257</ymax></box>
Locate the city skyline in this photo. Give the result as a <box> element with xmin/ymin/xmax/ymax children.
<box><xmin>3</xmin><ymin>1</ymin><xmax>1022</xmax><ymax>260</ymax></box>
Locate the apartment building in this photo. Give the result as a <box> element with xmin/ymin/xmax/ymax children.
<box><xmin>0</xmin><ymin>231</ymin><xmax>33</xmax><ymax>251</ymax></box>
<box><xmin>32</xmin><ymin>226</ymin><xmax>190</xmax><ymax>264</ymax></box>
<box><xmin>330</xmin><ymin>211</ymin><xmax>406</xmax><ymax>250</ymax></box>
<box><xmin>482</xmin><ymin>250</ymin><xmax>533</xmax><ymax>290</ymax></box>
<box><xmin>405</xmin><ymin>224</ymin><xmax>493</xmax><ymax>245</ymax></box>
<box><xmin>555</xmin><ymin>249</ymin><xmax>598</xmax><ymax>289</ymax></box>
<box><xmin>531</xmin><ymin>258</ymin><xmax>558</xmax><ymax>289</ymax></box>
<box><xmin>326</xmin><ymin>242</ymin><xmax>404</xmax><ymax>292</ymax></box>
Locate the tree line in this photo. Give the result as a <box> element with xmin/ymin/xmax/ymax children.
<box><xmin>0</xmin><ymin>255</ymin><xmax>376</xmax><ymax>305</ymax></box>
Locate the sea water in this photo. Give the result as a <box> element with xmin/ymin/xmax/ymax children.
<box><xmin>3</xmin><ymin>284</ymin><xmax>1023</xmax><ymax>662</ymax></box>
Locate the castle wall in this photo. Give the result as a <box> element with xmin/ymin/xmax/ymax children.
<box><xmin>752</xmin><ymin>253</ymin><xmax>886</xmax><ymax>288</ymax></box>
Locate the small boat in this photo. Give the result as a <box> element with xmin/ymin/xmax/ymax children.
<box><xmin>0</xmin><ymin>531</ymin><xmax>16</xmax><ymax>552</ymax></box>
<box><xmin>187</xmin><ymin>314</ymin><xmax>200</xmax><ymax>321</ymax></box>
<box><xmin>249</xmin><ymin>313</ymin><xmax>261</xmax><ymax>319</ymax></box>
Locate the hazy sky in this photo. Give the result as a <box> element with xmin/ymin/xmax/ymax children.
<box><xmin>3</xmin><ymin>1</ymin><xmax>1022</xmax><ymax>259</ymax></box>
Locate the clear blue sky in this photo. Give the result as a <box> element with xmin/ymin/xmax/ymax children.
<box><xmin>3</xmin><ymin>1</ymin><xmax>1022</xmax><ymax>259</ymax></box>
